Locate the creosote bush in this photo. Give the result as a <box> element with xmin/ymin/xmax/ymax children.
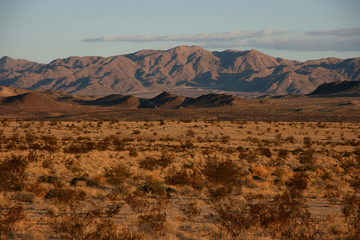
<box><xmin>138</xmin><ymin>208</ymin><xmax>167</xmax><ymax>236</ymax></box>
<box><xmin>139</xmin><ymin>152</ymin><xmax>174</xmax><ymax>171</ymax></box>
<box><xmin>0</xmin><ymin>154</ymin><xmax>29</xmax><ymax>191</ymax></box>
<box><xmin>203</xmin><ymin>157</ymin><xmax>244</xmax><ymax>186</ymax></box>
<box><xmin>44</xmin><ymin>188</ymin><xmax>87</xmax><ymax>205</ymax></box>
<box><xmin>180</xmin><ymin>201</ymin><xmax>201</xmax><ymax>220</ymax></box>
<box><xmin>165</xmin><ymin>163</ymin><xmax>205</xmax><ymax>190</ymax></box>
<box><xmin>0</xmin><ymin>204</ymin><xmax>25</xmax><ymax>238</ymax></box>
<box><xmin>210</xmin><ymin>173</ymin><xmax>318</xmax><ymax>239</ymax></box>
<box><xmin>50</xmin><ymin>205</ymin><xmax>142</xmax><ymax>240</ymax></box>
<box><xmin>105</xmin><ymin>163</ymin><xmax>131</xmax><ymax>187</ymax></box>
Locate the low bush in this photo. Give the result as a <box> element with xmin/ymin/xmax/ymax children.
<box><xmin>105</xmin><ymin>163</ymin><xmax>131</xmax><ymax>187</ymax></box>
<box><xmin>165</xmin><ymin>163</ymin><xmax>205</xmax><ymax>190</ymax></box>
<box><xmin>138</xmin><ymin>208</ymin><xmax>167</xmax><ymax>236</ymax></box>
<box><xmin>44</xmin><ymin>188</ymin><xmax>86</xmax><ymax>205</ymax></box>
<box><xmin>180</xmin><ymin>201</ymin><xmax>201</xmax><ymax>220</ymax></box>
<box><xmin>38</xmin><ymin>175</ymin><xmax>63</xmax><ymax>187</ymax></box>
<box><xmin>203</xmin><ymin>158</ymin><xmax>244</xmax><ymax>186</ymax></box>
<box><xmin>0</xmin><ymin>154</ymin><xmax>28</xmax><ymax>191</ymax></box>
<box><xmin>139</xmin><ymin>152</ymin><xmax>174</xmax><ymax>171</ymax></box>
<box><xmin>0</xmin><ymin>204</ymin><xmax>25</xmax><ymax>238</ymax></box>
<box><xmin>49</xmin><ymin>205</ymin><xmax>138</xmax><ymax>240</ymax></box>
<box><xmin>257</xmin><ymin>147</ymin><xmax>272</xmax><ymax>158</ymax></box>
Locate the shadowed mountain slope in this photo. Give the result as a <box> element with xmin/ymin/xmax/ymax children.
<box><xmin>0</xmin><ymin>86</ymin><xmax>258</xmax><ymax>110</ymax></box>
<box><xmin>1</xmin><ymin>46</ymin><xmax>359</xmax><ymax>96</ymax></box>
<box><xmin>310</xmin><ymin>81</ymin><xmax>360</xmax><ymax>97</ymax></box>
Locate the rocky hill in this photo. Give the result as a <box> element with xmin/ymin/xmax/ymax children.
<box><xmin>310</xmin><ymin>81</ymin><xmax>360</xmax><ymax>97</ymax></box>
<box><xmin>0</xmin><ymin>86</ymin><xmax>250</xmax><ymax>110</ymax></box>
<box><xmin>1</xmin><ymin>46</ymin><xmax>359</xmax><ymax>96</ymax></box>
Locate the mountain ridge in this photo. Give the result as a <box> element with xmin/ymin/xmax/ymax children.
<box><xmin>1</xmin><ymin>46</ymin><xmax>359</xmax><ymax>96</ymax></box>
<box><xmin>0</xmin><ymin>85</ymin><xmax>255</xmax><ymax>110</ymax></box>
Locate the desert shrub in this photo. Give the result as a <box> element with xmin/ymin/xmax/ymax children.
<box><xmin>285</xmin><ymin>136</ymin><xmax>295</xmax><ymax>144</ymax></box>
<box><xmin>165</xmin><ymin>163</ymin><xmax>205</xmax><ymax>190</ymax></box>
<box><xmin>139</xmin><ymin>157</ymin><xmax>158</xmax><ymax>171</ymax></box>
<box><xmin>257</xmin><ymin>147</ymin><xmax>272</xmax><ymax>158</ymax></box>
<box><xmin>105</xmin><ymin>203</ymin><xmax>122</xmax><ymax>218</ymax></box>
<box><xmin>139</xmin><ymin>152</ymin><xmax>174</xmax><ymax>171</ymax></box>
<box><xmin>180</xmin><ymin>201</ymin><xmax>201</xmax><ymax>221</ymax></box>
<box><xmin>272</xmin><ymin>168</ymin><xmax>287</xmax><ymax>185</ymax></box>
<box><xmin>298</xmin><ymin>150</ymin><xmax>317</xmax><ymax>165</ymax></box>
<box><xmin>42</xmin><ymin>156</ymin><xmax>55</xmax><ymax>169</ymax></box>
<box><xmin>342</xmin><ymin>192</ymin><xmax>360</xmax><ymax>239</ymax></box>
<box><xmin>50</xmin><ymin>206</ymin><xmax>135</xmax><ymax>240</ymax></box>
<box><xmin>105</xmin><ymin>163</ymin><xmax>131</xmax><ymax>187</ymax></box>
<box><xmin>132</xmin><ymin>130</ymin><xmax>141</xmax><ymax>135</ymax></box>
<box><xmin>125</xmin><ymin>193</ymin><xmax>152</xmax><ymax>213</ymax></box>
<box><xmin>27</xmin><ymin>151</ymin><xmax>39</xmax><ymax>162</ymax></box>
<box><xmin>303</xmin><ymin>137</ymin><xmax>312</xmax><ymax>148</ymax></box>
<box><xmin>238</xmin><ymin>149</ymin><xmax>258</xmax><ymax>162</ymax></box>
<box><xmin>0</xmin><ymin>204</ymin><xmax>25</xmax><ymax>238</ymax></box>
<box><xmin>248</xmin><ymin>194</ymin><xmax>317</xmax><ymax>239</ymax></box>
<box><xmin>95</xmin><ymin>139</ymin><xmax>110</xmax><ymax>151</ymax></box>
<box><xmin>137</xmin><ymin>179</ymin><xmax>171</xmax><ymax>198</ymax></box>
<box><xmin>11</xmin><ymin>192</ymin><xmax>35</xmax><ymax>203</ymax></box>
<box><xmin>70</xmin><ymin>173</ymin><xmax>93</xmax><ymax>187</ymax></box>
<box><xmin>38</xmin><ymin>175</ymin><xmax>63</xmax><ymax>187</ymax></box>
<box><xmin>186</xmin><ymin>129</ymin><xmax>196</xmax><ymax>137</ymax></box>
<box><xmin>43</xmin><ymin>138</ymin><xmax>61</xmax><ymax>151</ymax></box>
<box><xmin>138</xmin><ymin>208</ymin><xmax>167</xmax><ymax>235</ymax></box>
<box><xmin>63</xmin><ymin>141</ymin><xmax>95</xmax><ymax>154</ymax></box>
<box><xmin>278</xmin><ymin>149</ymin><xmax>289</xmax><ymax>159</ymax></box>
<box><xmin>25</xmin><ymin>183</ymin><xmax>47</xmax><ymax>197</ymax></box>
<box><xmin>25</xmin><ymin>132</ymin><xmax>38</xmax><ymax>144</ymax></box>
<box><xmin>211</xmin><ymin>198</ymin><xmax>250</xmax><ymax>237</ymax></box>
<box><xmin>208</xmin><ymin>185</ymin><xmax>233</xmax><ymax>202</ymax></box>
<box><xmin>251</xmin><ymin>165</ymin><xmax>269</xmax><ymax>179</ymax></box>
<box><xmin>180</xmin><ymin>140</ymin><xmax>195</xmax><ymax>149</ymax></box>
<box><xmin>324</xmin><ymin>184</ymin><xmax>342</xmax><ymax>205</ymax></box>
<box><xmin>286</xmin><ymin>172</ymin><xmax>309</xmax><ymax>197</ymax></box>
<box><xmin>294</xmin><ymin>164</ymin><xmax>317</xmax><ymax>172</ymax></box>
<box><xmin>210</xmin><ymin>173</ymin><xmax>317</xmax><ymax>239</ymax></box>
<box><xmin>44</xmin><ymin>188</ymin><xmax>86</xmax><ymax>205</ymax></box>
<box><xmin>128</xmin><ymin>147</ymin><xmax>139</xmax><ymax>157</ymax></box>
<box><xmin>211</xmin><ymin>174</ymin><xmax>318</xmax><ymax>239</ymax></box>
<box><xmin>221</xmin><ymin>135</ymin><xmax>231</xmax><ymax>143</ymax></box>
<box><xmin>0</xmin><ymin>154</ymin><xmax>28</xmax><ymax>191</ymax></box>
<box><xmin>203</xmin><ymin>158</ymin><xmax>244</xmax><ymax>186</ymax></box>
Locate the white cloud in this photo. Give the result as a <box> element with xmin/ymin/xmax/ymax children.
<box><xmin>83</xmin><ymin>28</ymin><xmax>360</xmax><ymax>52</ymax></box>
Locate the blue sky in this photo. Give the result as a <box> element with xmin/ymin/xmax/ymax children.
<box><xmin>1</xmin><ymin>0</ymin><xmax>359</xmax><ymax>63</ymax></box>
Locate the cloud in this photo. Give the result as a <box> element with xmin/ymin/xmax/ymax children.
<box><xmin>83</xmin><ymin>29</ymin><xmax>287</xmax><ymax>43</ymax></box>
<box><xmin>242</xmin><ymin>36</ymin><xmax>360</xmax><ymax>52</ymax></box>
<box><xmin>307</xmin><ymin>27</ymin><xmax>360</xmax><ymax>37</ymax></box>
<box><xmin>83</xmin><ymin>28</ymin><xmax>360</xmax><ymax>52</ymax></box>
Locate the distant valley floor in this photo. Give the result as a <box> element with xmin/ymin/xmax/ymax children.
<box><xmin>1</xmin><ymin>96</ymin><xmax>360</xmax><ymax>122</ymax></box>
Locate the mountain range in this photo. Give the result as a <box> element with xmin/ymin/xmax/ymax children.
<box><xmin>1</xmin><ymin>45</ymin><xmax>359</xmax><ymax>96</ymax></box>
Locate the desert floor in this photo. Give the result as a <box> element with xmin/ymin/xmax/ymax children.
<box><xmin>0</xmin><ymin>120</ymin><xmax>359</xmax><ymax>239</ymax></box>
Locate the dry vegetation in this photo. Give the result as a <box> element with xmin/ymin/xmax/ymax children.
<box><xmin>0</xmin><ymin>119</ymin><xmax>359</xmax><ymax>239</ymax></box>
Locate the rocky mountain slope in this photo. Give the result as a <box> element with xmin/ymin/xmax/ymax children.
<box><xmin>0</xmin><ymin>85</ymin><xmax>253</xmax><ymax>110</ymax></box>
<box><xmin>1</xmin><ymin>46</ymin><xmax>359</xmax><ymax>96</ymax></box>
<box><xmin>310</xmin><ymin>80</ymin><xmax>360</xmax><ymax>97</ymax></box>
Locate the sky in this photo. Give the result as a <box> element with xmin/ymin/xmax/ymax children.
<box><xmin>0</xmin><ymin>0</ymin><xmax>359</xmax><ymax>63</ymax></box>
